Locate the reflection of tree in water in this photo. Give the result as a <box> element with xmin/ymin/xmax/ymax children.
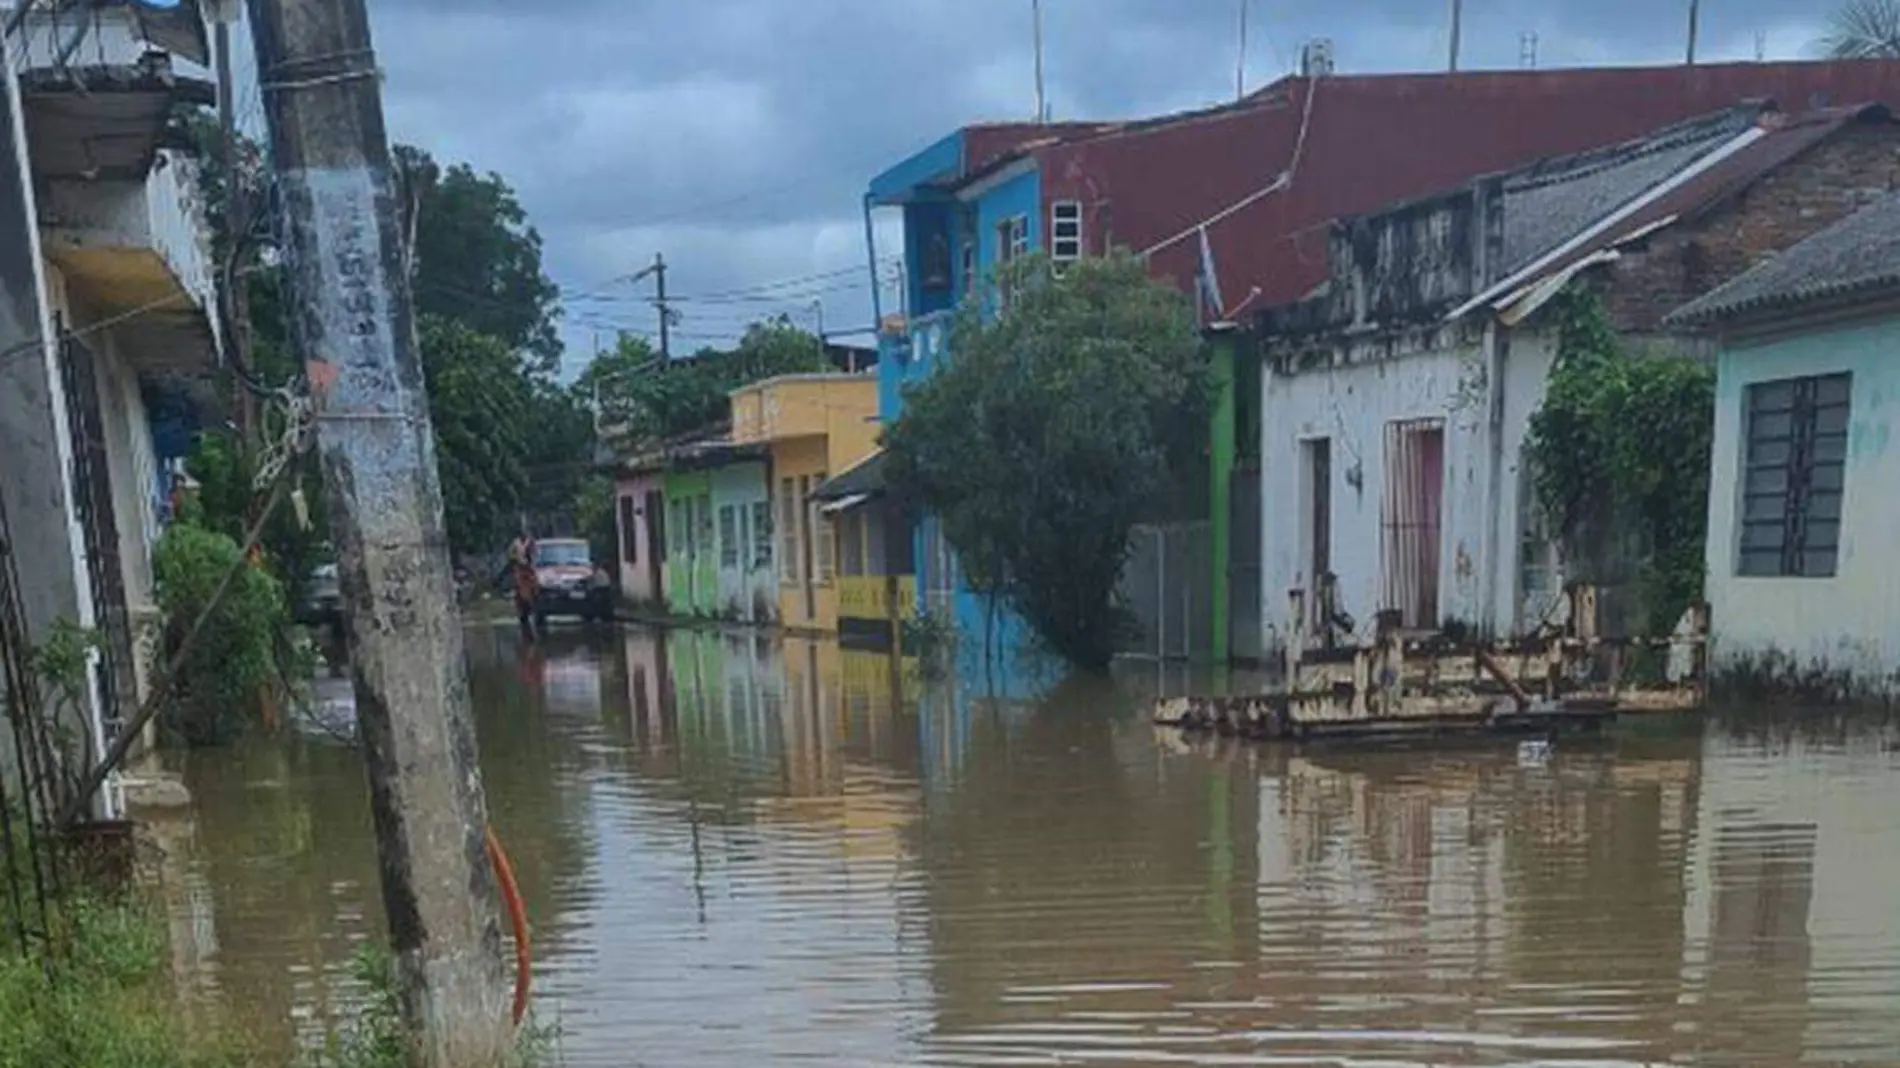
<box><xmin>913</xmin><ymin>670</ymin><xmax>1260</xmax><ymax>1040</ymax></box>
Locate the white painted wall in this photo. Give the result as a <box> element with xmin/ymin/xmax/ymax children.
<box><xmin>37</xmin><ymin>151</ymin><xmax>218</xmax><ymax>325</ymax></box>
<box><xmin>1257</xmin><ymin>329</ymin><xmax>1560</xmax><ymax>653</ymax></box>
<box><xmin>1704</xmin><ymin>314</ymin><xmax>1900</xmax><ymax>688</ymax></box>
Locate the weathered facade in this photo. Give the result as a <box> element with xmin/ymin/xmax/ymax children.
<box><xmin>1669</xmin><ymin>192</ymin><xmax>1900</xmax><ymax>696</ymax></box>
<box><xmin>728</xmin><ymin>372</ymin><xmax>879</xmax><ymax>634</ymax></box>
<box><xmin>867</xmin><ymin>59</ymin><xmax>1900</xmax><ymax>665</ymax></box>
<box><xmin>612</xmin><ymin>467</ymin><xmax>666</xmax><ymax>608</ymax></box>
<box><xmin>1255</xmin><ymin>102</ymin><xmax>1900</xmax><ymax>656</ymax></box>
<box><xmin>0</xmin><ymin>1</ymin><xmax>221</xmax><ymax>811</ymax></box>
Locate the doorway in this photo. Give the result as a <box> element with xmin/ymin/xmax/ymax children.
<box><xmin>643</xmin><ymin>490</ymin><xmax>665</xmax><ymax>600</ymax></box>
<box><xmin>1301</xmin><ymin>437</ymin><xmax>1332</xmax><ymax>625</ymax></box>
<box><xmin>1381</xmin><ymin>419</ymin><xmax>1444</xmax><ymax>629</ymax></box>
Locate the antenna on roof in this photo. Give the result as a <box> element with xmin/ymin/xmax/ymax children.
<box><xmin>1686</xmin><ymin>0</ymin><xmax>1701</xmax><ymax>66</ymax></box>
<box><xmin>1236</xmin><ymin>0</ymin><xmax>1249</xmax><ymax>102</ymax></box>
<box><xmin>1520</xmin><ymin>31</ymin><xmax>1538</xmax><ymax>68</ymax></box>
<box><xmin>1755</xmin><ymin>30</ymin><xmax>1768</xmax><ymax>62</ymax></box>
<box><xmin>1448</xmin><ymin>0</ymin><xmax>1463</xmax><ymax>71</ymax></box>
<box><xmin>1032</xmin><ymin>0</ymin><xmax>1048</xmax><ymax>122</ymax></box>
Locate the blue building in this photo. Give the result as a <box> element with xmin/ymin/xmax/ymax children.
<box><xmin>857</xmin><ymin>123</ymin><xmax>1097</xmax><ymax>686</ymax></box>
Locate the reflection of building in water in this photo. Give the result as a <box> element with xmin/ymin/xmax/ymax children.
<box><xmin>620</xmin><ymin>627</ymin><xmax>674</xmax><ymax>748</ymax></box>
<box><xmin>1256</xmin><ymin>745</ymin><xmax>1701</xmax><ymax>1041</ymax></box>
<box><xmin>1681</xmin><ymin>728</ymin><xmax>1900</xmax><ymax>1061</ymax></box>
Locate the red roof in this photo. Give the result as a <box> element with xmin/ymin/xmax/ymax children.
<box><xmin>1032</xmin><ymin>59</ymin><xmax>1900</xmax><ymax>313</ymax></box>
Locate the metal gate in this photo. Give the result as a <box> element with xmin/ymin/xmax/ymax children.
<box><xmin>57</xmin><ymin>331</ymin><xmax>132</xmax><ymax>751</ymax></box>
<box><xmin>1381</xmin><ymin>418</ymin><xmax>1444</xmax><ymax>630</ymax></box>
<box><xmin>1119</xmin><ymin>520</ymin><xmax>1213</xmax><ymax>661</ymax></box>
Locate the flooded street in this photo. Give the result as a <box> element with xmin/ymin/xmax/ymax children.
<box><xmin>151</xmin><ymin>622</ymin><xmax>1900</xmax><ymax>1067</ymax></box>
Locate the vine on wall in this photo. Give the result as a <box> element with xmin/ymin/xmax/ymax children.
<box><xmin>1524</xmin><ymin>285</ymin><xmax>1715</xmax><ymax>633</ymax></box>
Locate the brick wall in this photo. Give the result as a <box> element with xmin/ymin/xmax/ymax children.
<box><xmin>1605</xmin><ymin>118</ymin><xmax>1900</xmax><ymax>333</ymax></box>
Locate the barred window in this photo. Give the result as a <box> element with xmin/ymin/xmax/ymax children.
<box><xmin>1739</xmin><ymin>373</ymin><xmax>1850</xmax><ymax>578</ymax></box>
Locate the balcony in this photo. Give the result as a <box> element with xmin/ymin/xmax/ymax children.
<box><xmin>729</xmin><ymin>373</ymin><xmax>878</xmax><ymax>447</ymax></box>
<box><xmin>12</xmin><ymin>2</ymin><xmax>220</xmax><ymax>371</ymax></box>
<box><xmin>37</xmin><ymin>149</ymin><xmax>221</xmax><ymax>371</ymax></box>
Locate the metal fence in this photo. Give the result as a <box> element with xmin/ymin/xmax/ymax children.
<box><xmin>1119</xmin><ymin>520</ymin><xmax>1214</xmax><ymax>661</ymax></box>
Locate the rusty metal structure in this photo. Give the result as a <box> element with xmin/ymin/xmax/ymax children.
<box><xmin>1155</xmin><ymin>580</ymin><xmax>1709</xmax><ymax>741</ymax></box>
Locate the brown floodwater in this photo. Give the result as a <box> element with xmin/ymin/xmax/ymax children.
<box><xmin>147</xmin><ymin>621</ymin><xmax>1900</xmax><ymax>1066</ymax></box>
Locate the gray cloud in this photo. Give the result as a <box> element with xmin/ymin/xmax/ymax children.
<box><xmin>253</xmin><ymin>0</ymin><xmax>1838</xmax><ymax>368</ymax></box>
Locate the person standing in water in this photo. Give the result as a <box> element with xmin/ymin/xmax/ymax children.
<box><xmin>505</xmin><ymin>531</ymin><xmax>539</xmax><ymax>640</ymax></box>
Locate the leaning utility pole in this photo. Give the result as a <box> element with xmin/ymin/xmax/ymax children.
<box><xmin>244</xmin><ymin>1</ymin><xmax>511</xmax><ymax>1065</ymax></box>
<box><xmin>210</xmin><ymin>0</ymin><xmax>257</xmax><ymax>446</ymax></box>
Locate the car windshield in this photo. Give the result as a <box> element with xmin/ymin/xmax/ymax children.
<box><xmin>536</xmin><ymin>542</ymin><xmax>590</xmax><ymax>566</ymax></box>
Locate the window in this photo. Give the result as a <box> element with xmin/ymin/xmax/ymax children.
<box><xmin>810</xmin><ymin>471</ymin><xmax>833</xmax><ymax>583</ymax></box>
<box><xmin>838</xmin><ymin>511</ymin><xmax>865</xmax><ymax>576</ymax></box>
<box><xmin>696</xmin><ymin>495</ymin><xmax>714</xmax><ymax>557</ymax></box>
<box><xmin>1050</xmin><ymin>200</ymin><xmax>1082</xmax><ymax>265</ymax></box>
<box><xmin>718</xmin><ymin>505</ymin><xmax>739</xmax><ymax>569</ymax></box>
<box><xmin>995</xmin><ymin>214</ymin><xmax>1028</xmax><ymax>265</ymax></box>
<box><xmin>779</xmin><ymin>478</ymin><xmax>800</xmax><ymax>583</ymax></box>
<box><xmin>619</xmin><ymin>494</ymin><xmax>638</xmax><ymax>564</ymax></box>
<box><xmin>995</xmin><ymin>214</ymin><xmax>1029</xmax><ymax>308</ymax></box>
<box><xmin>751</xmin><ymin>501</ymin><xmax>773</xmax><ymax>569</ymax></box>
<box><xmin>1739</xmin><ymin>373</ymin><xmax>1850</xmax><ymax>578</ymax></box>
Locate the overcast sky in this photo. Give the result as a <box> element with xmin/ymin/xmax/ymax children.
<box><xmin>242</xmin><ymin>0</ymin><xmax>1840</xmax><ymax>374</ymax></box>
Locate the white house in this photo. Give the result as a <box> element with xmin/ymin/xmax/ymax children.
<box><xmin>1667</xmin><ymin>192</ymin><xmax>1900</xmax><ymax>696</ymax></box>
<box><xmin>0</xmin><ymin>0</ymin><xmax>222</xmax><ymax>814</ymax></box>
<box><xmin>1253</xmin><ymin>101</ymin><xmax>1900</xmax><ymax>655</ymax></box>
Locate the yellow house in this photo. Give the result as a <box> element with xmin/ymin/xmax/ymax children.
<box><xmin>729</xmin><ymin>373</ymin><xmax>880</xmax><ymax>633</ymax></box>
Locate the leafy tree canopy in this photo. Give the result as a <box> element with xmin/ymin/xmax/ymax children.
<box><xmin>1820</xmin><ymin>0</ymin><xmax>1900</xmax><ymax>57</ymax></box>
<box><xmin>1524</xmin><ymin>286</ymin><xmax>1713</xmax><ymax>633</ymax></box>
<box><xmin>579</xmin><ymin>315</ymin><xmax>829</xmax><ymax>446</ymax></box>
<box><xmin>883</xmin><ymin>252</ymin><xmax>1210</xmax><ymax>670</ymax></box>
<box><xmin>394</xmin><ymin>145</ymin><xmax>564</xmax><ymax>373</ymax></box>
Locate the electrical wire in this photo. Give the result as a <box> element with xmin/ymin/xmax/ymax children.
<box><xmin>1139</xmin><ymin>70</ymin><xmax>1321</xmax><ymax>259</ymax></box>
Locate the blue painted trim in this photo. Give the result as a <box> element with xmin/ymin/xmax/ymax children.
<box><xmin>868</xmin><ymin>130</ymin><xmax>964</xmax><ymax>205</ymax></box>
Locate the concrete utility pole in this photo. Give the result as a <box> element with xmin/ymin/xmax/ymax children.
<box><xmin>653</xmin><ymin>251</ymin><xmax>670</xmax><ymax>359</ymax></box>
<box><xmin>210</xmin><ymin>0</ymin><xmax>257</xmax><ymax>446</ymax></box>
<box><xmin>243</xmin><ymin>1</ymin><xmax>511</xmax><ymax>1065</ymax></box>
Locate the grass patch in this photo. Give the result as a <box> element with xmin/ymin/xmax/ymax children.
<box><xmin>304</xmin><ymin>945</ymin><xmax>559</xmax><ymax>1068</ymax></box>
<box><xmin>0</xmin><ymin>895</ymin><xmax>246</xmax><ymax>1068</ymax></box>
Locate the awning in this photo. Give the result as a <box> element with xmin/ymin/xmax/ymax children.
<box><xmin>813</xmin><ymin>449</ymin><xmax>888</xmax><ymax>502</ymax></box>
<box><xmin>820</xmin><ymin>493</ymin><xmax>872</xmax><ymax>515</ymax></box>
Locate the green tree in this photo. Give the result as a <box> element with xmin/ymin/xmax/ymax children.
<box><xmin>1820</xmin><ymin>0</ymin><xmax>1900</xmax><ymax>57</ymax></box>
<box><xmin>1524</xmin><ymin>286</ymin><xmax>1714</xmax><ymax>633</ymax></box>
<box><xmin>578</xmin><ymin>316</ymin><xmax>828</xmax><ymax>446</ymax></box>
<box><xmin>418</xmin><ymin>315</ymin><xmax>536</xmax><ymax>553</ymax></box>
<box><xmin>883</xmin><ymin>252</ymin><xmax>1210</xmax><ymax>669</ymax></box>
<box><xmin>395</xmin><ymin>145</ymin><xmax>563</xmax><ymax>373</ymax></box>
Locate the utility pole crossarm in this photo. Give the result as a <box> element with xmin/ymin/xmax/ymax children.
<box><xmin>244</xmin><ymin>0</ymin><xmax>512</xmax><ymax>1064</ymax></box>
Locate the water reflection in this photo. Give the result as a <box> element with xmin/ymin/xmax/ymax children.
<box><xmin>156</xmin><ymin>625</ymin><xmax>1900</xmax><ymax>1066</ymax></box>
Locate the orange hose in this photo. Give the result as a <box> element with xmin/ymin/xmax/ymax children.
<box><xmin>484</xmin><ymin>825</ymin><xmax>532</xmax><ymax>1027</ymax></box>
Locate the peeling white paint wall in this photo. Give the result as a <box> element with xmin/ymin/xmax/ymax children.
<box><xmin>1257</xmin><ymin>329</ymin><xmax>1560</xmax><ymax>653</ymax></box>
<box><xmin>1704</xmin><ymin>314</ymin><xmax>1900</xmax><ymax>689</ymax></box>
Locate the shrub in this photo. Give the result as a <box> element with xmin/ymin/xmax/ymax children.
<box><xmin>152</xmin><ymin>521</ymin><xmax>289</xmax><ymax>745</ymax></box>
